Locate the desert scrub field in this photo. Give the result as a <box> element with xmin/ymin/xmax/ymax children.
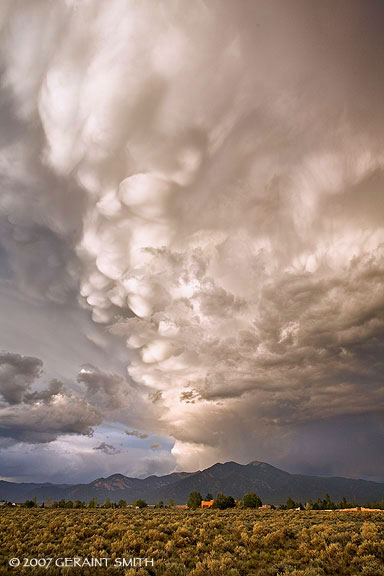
<box><xmin>0</xmin><ymin>508</ymin><xmax>383</xmax><ymax>576</ymax></box>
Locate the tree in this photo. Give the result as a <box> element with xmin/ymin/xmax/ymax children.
<box><xmin>169</xmin><ymin>498</ymin><xmax>175</xmax><ymax>507</ymax></box>
<box><xmin>24</xmin><ymin>500</ymin><xmax>36</xmax><ymax>508</ymax></box>
<box><xmin>205</xmin><ymin>493</ymin><xmax>213</xmax><ymax>501</ymax></box>
<box><xmin>118</xmin><ymin>499</ymin><xmax>127</xmax><ymax>508</ymax></box>
<box><xmin>155</xmin><ymin>500</ymin><xmax>164</xmax><ymax>508</ymax></box>
<box><xmin>242</xmin><ymin>493</ymin><xmax>262</xmax><ymax>508</ymax></box>
<box><xmin>135</xmin><ymin>499</ymin><xmax>147</xmax><ymax>509</ymax></box>
<box><xmin>187</xmin><ymin>491</ymin><xmax>202</xmax><ymax>510</ymax></box>
<box><xmin>286</xmin><ymin>497</ymin><xmax>296</xmax><ymax>509</ymax></box>
<box><xmin>74</xmin><ymin>500</ymin><xmax>83</xmax><ymax>509</ymax></box>
<box><xmin>65</xmin><ymin>500</ymin><xmax>73</xmax><ymax>508</ymax></box>
<box><xmin>214</xmin><ymin>493</ymin><xmax>236</xmax><ymax>510</ymax></box>
<box><xmin>88</xmin><ymin>498</ymin><xmax>97</xmax><ymax>509</ymax></box>
<box><xmin>104</xmin><ymin>498</ymin><xmax>112</xmax><ymax>508</ymax></box>
<box><xmin>324</xmin><ymin>494</ymin><xmax>335</xmax><ymax>510</ymax></box>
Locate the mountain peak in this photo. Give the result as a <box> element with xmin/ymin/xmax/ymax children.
<box><xmin>105</xmin><ymin>473</ymin><xmax>130</xmax><ymax>480</ymax></box>
<box><xmin>1</xmin><ymin>460</ymin><xmax>384</xmax><ymax>505</ymax></box>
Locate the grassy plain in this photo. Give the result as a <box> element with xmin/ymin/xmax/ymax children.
<box><xmin>0</xmin><ymin>508</ymin><xmax>383</xmax><ymax>576</ymax></box>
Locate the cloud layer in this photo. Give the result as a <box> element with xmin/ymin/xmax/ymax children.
<box><xmin>0</xmin><ymin>0</ymin><xmax>383</xmax><ymax>479</ymax></box>
<box><xmin>0</xmin><ymin>352</ymin><xmax>101</xmax><ymax>443</ymax></box>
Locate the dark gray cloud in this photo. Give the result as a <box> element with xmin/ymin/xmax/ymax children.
<box><xmin>77</xmin><ymin>365</ymin><xmax>130</xmax><ymax>411</ymax></box>
<box><xmin>125</xmin><ymin>430</ymin><xmax>149</xmax><ymax>439</ymax></box>
<box><xmin>0</xmin><ymin>352</ymin><xmax>102</xmax><ymax>443</ymax></box>
<box><xmin>76</xmin><ymin>365</ymin><xmax>162</xmax><ymax>435</ymax></box>
<box><xmin>0</xmin><ymin>351</ymin><xmax>43</xmax><ymax>404</ymax></box>
<box><xmin>0</xmin><ymin>399</ymin><xmax>101</xmax><ymax>444</ymax></box>
<box><xmin>24</xmin><ymin>379</ymin><xmax>64</xmax><ymax>404</ymax></box>
<box><xmin>93</xmin><ymin>442</ymin><xmax>121</xmax><ymax>456</ymax></box>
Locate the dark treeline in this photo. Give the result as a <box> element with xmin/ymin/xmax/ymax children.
<box><xmin>4</xmin><ymin>491</ymin><xmax>383</xmax><ymax>509</ymax></box>
<box><xmin>279</xmin><ymin>494</ymin><xmax>384</xmax><ymax>510</ymax></box>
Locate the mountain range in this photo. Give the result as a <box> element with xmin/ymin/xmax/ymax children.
<box><xmin>1</xmin><ymin>461</ymin><xmax>384</xmax><ymax>505</ymax></box>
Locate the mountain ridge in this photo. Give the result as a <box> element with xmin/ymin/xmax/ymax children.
<box><xmin>1</xmin><ymin>461</ymin><xmax>383</xmax><ymax>505</ymax></box>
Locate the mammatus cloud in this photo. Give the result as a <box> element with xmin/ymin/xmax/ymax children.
<box><xmin>0</xmin><ymin>0</ymin><xmax>383</xmax><ymax>477</ymax></box>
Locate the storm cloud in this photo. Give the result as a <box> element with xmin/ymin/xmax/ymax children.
<box><xmin>0</xmin><ymin>351</ymin><xmax>43</xmax><ymax>404</ymax></box>
<box><xmin>93</xmin><ymin>442</ymin><xmax>121</xmax><ymax>456</ymax></box>
<box><xmin>0</xmin><ymin>0</ymin><xmax>383</xmax><ymax>480</ymax></box>
<box><xmin>0</xmin><ymin>352</ymin><xmax>102</xmax><ymax>443</ymax></box>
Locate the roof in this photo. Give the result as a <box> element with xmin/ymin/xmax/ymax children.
<box><xmin>201</xmin><ymin>500</ymin><xmax>214</xmax><ymax>507</ymax></box>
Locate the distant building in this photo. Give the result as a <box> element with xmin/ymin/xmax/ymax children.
<box><xmin>201</xmin><ymin>500</ymin><xmax>214</xmax><ymax>508</ymax></box>
<box><xmin>259</xmin><ymin>504</ymin><xmax>272</xmax><ymax>509</ymax></box>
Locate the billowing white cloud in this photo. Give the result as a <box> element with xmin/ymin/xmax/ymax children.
<box><xmin>0</xmin><ymin>0</ymin><xmax>383</xmax><ymax>478</ymax></box>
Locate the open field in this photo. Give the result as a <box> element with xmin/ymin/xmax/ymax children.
<box><xmin>0</xmin><ymin>508</ymin><xmax>383</xmax><ymax>576</ymax></box>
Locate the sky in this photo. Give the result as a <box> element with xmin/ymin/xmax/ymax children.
<box><xmin>0</xmin><ymin>0</ymin><xmax>383</xmax><ymax>484</ymax></box>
